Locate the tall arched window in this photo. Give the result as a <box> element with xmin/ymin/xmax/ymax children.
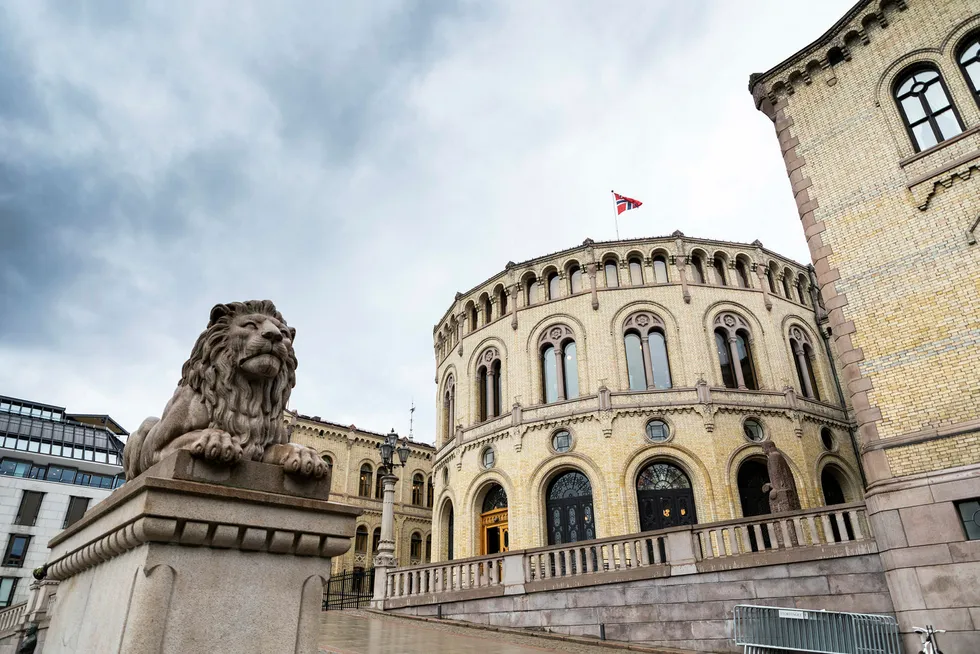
<box><xmin>690</xmin><ymin>254</ymin><xmax>706</xmax><ymax>284</ymax></box>
<box><xmin>547</xmin><ymin>272</ymin><xmax>560</xmax><ymax>300</ymax></box>
<box><xmin>358</xmin><ymin>464</ymin><xmax>373</xmax><ymax>497</ymax></box>
<box><xmin>604</xmin><ymin>259</ymin><xmax>619</xmax><ymax>287</ymax></box>
<box><xmin>375</xmin><ymin>470</ymin><xmax>384</xmax><ymax>499</ymax></box>
<box><xmin>781</xmin><ymin>270</ymin><xmax>792</xmax><ymax>298</ymax></box>
<box><xmin>412</xmin><ymin>473</ymin><xmax>425</xmax><ymax>506</ymax></box>
<box><xmin>628</xmin><ymin>257</ymin><xmax>644</xmax><ymax>285</ymax></box>
<box><xmin>540</xmin><ymin>325</ymin><xmax>579</xmax><ymax>403</ymax></box>
<box><xmin>322</xmin><ymin>454</ymin><xmax>333</xmax><ymax>480</ymax></box>
<box><xmin>652</xmin><ymin>255</ymin><xmax>669</xmax><ymax>284</ymax></box>
<box><xmin>496</xmin><ymin>286</ymin><xmax>508</xmax><ymax>316</ymax></box>
<box><xmin>735</xmin><ymin>258</ymin><xmax>751</xmax><ymax>288</ymax></box>
<box><xmin>714</xmin><ymin>313</ymin><xmax>759</xmax><ymax>390</ymax></box>
<box><xmin>568</xmin><ymin>264</ymin><xmax>583</xmax><ymax>294</ymax></box>
<box><xmin>467</xmin><ymin>302</ymin><xmax>477</xmax><ymax>333</ymax></box>
<box><xmin>894</xmin><ymin>65</ymin><xmax>963</xmax><ymax>152</ymax></box>
<box><xmin>372</xmin><ymin>527</ymin><xmax>381</xmax><ymax>555</ymax></box>
<box><xmin>796</xmin><ymin>275</ymin><xmax>808</xmax><ymax>305</ymax></box>
<box><xmin>477</xmin><ymin>348</ymin><xmax>502</xmax><ymax>421</ymax></box>
<box><xmin>789</xmin><ymin>327</ymin><xmax>820</xmax><ymax>400</ymax></box>
<box><xmin>711</xmin><ymin>256</ymin><xmax>727</xmax><ymax>286</ymax></box>
<box><xmin>410</xmin><ymin>532</ymin><xmax>422</xmax><ymax>560</ymax></box>
<box><xmin>442</xmin><ymin>375</ymin><xmax>455</xmax><ymax>442</ymax></box>
<box><xmin>765</xmin><ymin>266</ymin><xmax>777</xmax><ymax>294</ymax></box>
<box><xmin>481</xmin><ymin>294</ymin><xmax>492</xmax><ymax>324</ymax></box>
<box><xmin>959</xmin><ymin>34</ymin><xmax>980</xmax><ymax>105</ymax></box>
<box><xmin>426</xmin><ymin>476</ymin><xmax>433</xmax><ymax>508</ymax></box>
<box><xmin>354</xmin><ymin>525</ymin><xmax>368</xmax><ymax>553</ymax></box>
<box><xmin>425</xmin><ymin>534</ymin><xmax>432</xmax><ymax>562</ymax></box>
<box><xmin>525</xmin><ymin>275</ymin><xmax>539</xmax><ymax>305</ymax></box>
<box><xmin>623</xmin><ymin>312</ymin><xmax>672</xmax><ymax>390</ymax></box>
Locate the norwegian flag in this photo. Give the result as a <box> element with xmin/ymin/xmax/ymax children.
<box><xmin>612</xmin><ymin>191</ymin><xmax>642</xmax><ymax>215</ymax></box>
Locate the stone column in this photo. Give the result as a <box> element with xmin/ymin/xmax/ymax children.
<box><xmin>510</xmin><ymin>283</ymin><xmax>519</xmax><ymax>330</ymax></box>
<box><xmin>640</xmin><ymin>334</ymin><xmax>655</xmax><ymax>390</ymax></box>
<box><xmin>792</xmin><ymin>342</ymin><xmax>815</xmax><ymax>398</ymax></box>
<box><xmin>487</xmin><ymin>368</ymin><xmax>497</xmax><ymax>417</ymax></box>
<box><xmin>729</xmin><ymin>335</ymin><xmax>747</xmax><ymax>389</ymax></box>
<box><xmin>756</xmin><ymin>265</ymin><xmax>773</xmax><ymax>310</ymax></box>
<box><xmin>372</xmin><ymin>473</ymin><xmax>399</xmax><ymax>606</ymax></box>
<box><xmin>554</xmin><ymin>344</ymin><xmax>566</xmax><ymax>401</ymax></box>
<box><xmin>42</xmin><ymin>451</ymin><xmax>359</xmax><ymax>654</ymax></box>
<box><xmin>587</xmin><ymin>263</ymin><xmax>599</xmax><ymax>310</ymax></box>
<box><xmin>675</xmin><ymin>255</ymin><xmax>692</xmax><ymax>303</ymax></box>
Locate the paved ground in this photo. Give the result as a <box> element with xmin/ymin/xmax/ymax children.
<box><xmin>318</xmin><ymin>609</ymin><xmax>668</xmax><ymax>654</ymax></box>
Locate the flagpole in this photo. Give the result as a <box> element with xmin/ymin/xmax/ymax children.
<box><xmin>611</xmin><ymin>190</ymin><xmax>620</xmax><ymax>240</ymax></box>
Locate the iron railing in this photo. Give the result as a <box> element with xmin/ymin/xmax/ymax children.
<box><xmin>323</xmin><ymin>568</ymin><xmax>375</xmax><ymax>610</ymax></box>
<box><xmin>733</xmin><ymin>604</ymin><xmax>900</xmax><ymax>654</ymax></box>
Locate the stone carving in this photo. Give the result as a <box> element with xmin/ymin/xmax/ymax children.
<box><xmin>761</xmin><ymin>441</ymin><xmax>801</xmax><ymax>513</ymax></box>
<box><xmin>123</xmin><ymin>300</ymin><xmax>328</xmax><ymax>480</ymax></box>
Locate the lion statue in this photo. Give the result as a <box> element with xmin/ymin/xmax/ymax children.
<box><xmin>123</xmin><ymin>300</ymin><xmax>327</xmax><ymax>480</ymax></box>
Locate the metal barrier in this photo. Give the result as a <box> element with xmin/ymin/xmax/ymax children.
<box><xmin>733</xmin><ymin>604</ymin><xmax>900</xmax><ymax>654</ymax></box>
<box><xmin>323</xmin><ymin>568</ymin><xmax>375</xmax><ymax>610</ymax></box>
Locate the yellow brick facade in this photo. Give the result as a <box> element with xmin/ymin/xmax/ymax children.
<box><xmin>285</xmin><ymin>411</ymin><xmax>434</xmax><ymax>572</ymax></box>
<box><xmin>429</xmin><ymin>236</ymin><xmax>861</xmax><ymax>561</ymax></box>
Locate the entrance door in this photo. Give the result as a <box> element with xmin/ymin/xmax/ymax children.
<box><xmin>480</xmin><ymin>484</ymin><xmax>508</xmax><ymax>555</ymax></box>
<box><xmin>636</xmin><ymin>462</ymin><xmax>697</xmax><ymax>531</ymax></box>
<box><xmin>546</xmin><ymin>471</ymin><xmax>596</xmax><ymax>545</ymax></box>
<box><xmin>738</xmin><ymin>459</ymin><xmax>772</xmax><ymax>550</ymax></box>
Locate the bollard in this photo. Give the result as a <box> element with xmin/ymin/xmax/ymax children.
<box><xmin>599</xmin><ymin>623</ymin><xmax>606</xmax><ymax>641</ymax></box>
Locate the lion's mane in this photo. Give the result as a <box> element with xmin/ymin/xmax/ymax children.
<box><xmin>181</xmin><ymin>300</ymin><xmax>297</xmax><ymax>453</ymax></box>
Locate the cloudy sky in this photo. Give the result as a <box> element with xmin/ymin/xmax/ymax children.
<box><xmin>0</xmin><ymin>0</ymin><xmax>854</xmax><ymax>444</ymax></box>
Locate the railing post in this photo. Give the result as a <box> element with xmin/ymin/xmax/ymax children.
<box><xmin>664</xmin><ymin>527</ymin><xmax>697</xmax><ymax>575</ymax></box>
<box><xmin>501</xmin><ymin>551</ymin><xmax>527</xmax><ymax>595</ymax></box>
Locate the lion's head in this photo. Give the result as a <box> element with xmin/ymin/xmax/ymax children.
<box><xmin>180</xmin><ymin>300</ymin><xmax>297</xmax><ymax>452</ymax></box>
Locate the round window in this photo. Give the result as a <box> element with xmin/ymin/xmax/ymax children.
<box><xmin>645</xmin><ymin>419</ymin><xmax>670</xmax><ymax>443</ymax></box>
<box><xmin>481</xmin><ymin>447</ymin><xmax>495</xmax><ymax>469</ymax></box>
<box><xmin>743</xmin><ymin>419</ymin><xmax>765</xmax><ymax>442</ymax></box>
<box><xmin>821</xmin><ymin>428</ymin><xmax>835</xmax><ymax>451</ymax></box>
<box><xmin>552</xmin><ymin>430</ymin><xmax>572</xmax><ymax>453</ymax></box>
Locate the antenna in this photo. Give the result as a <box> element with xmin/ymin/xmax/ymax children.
<box><xmin>409</xmin><ymin>400</ymin><xmax>416</xmax><ymax>440</ymax></box>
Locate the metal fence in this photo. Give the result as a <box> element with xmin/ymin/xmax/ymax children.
<box><xmin>733</xmin><ymin>604</ymin><xmax>901</xmax><ymax>654</ymax></box>
<box><xmin>323</xmin><ymin>568</ymin><xmax>375</xmax><ymax>611</ymax></box>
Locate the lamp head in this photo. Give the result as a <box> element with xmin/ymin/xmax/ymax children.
<box><xmin>396</xmin><ymin>437</ymin><xmax>411</xmax><ymax>465</ymax></box>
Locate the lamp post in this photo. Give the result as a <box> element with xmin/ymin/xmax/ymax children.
<box><xmin>372</xmin><ymin>429</ymin><xmax>411</xmax><ymax>606</ymax></box>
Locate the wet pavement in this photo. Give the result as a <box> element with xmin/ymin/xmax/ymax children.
<box><xmin>318</xmin><ymin>609</ymin><xmax>649</xmax><ymax>654</ymax></box>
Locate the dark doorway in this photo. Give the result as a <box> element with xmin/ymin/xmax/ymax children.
<box><xmin>636</xmin><ymin>462</ymin><xmax>698</xmax><ymax>532</ymax></box>
<box><xmin>447</xmin><ymin>506</ymin><xmax>454</xmax><ymax>561</ymax></box>
<box><xmin>738</xmin><ymin>459</ymin><xmax>772</xmax><ymax>551</ymax></box>
<box><xmin>546</xmin><ymin>471</ymin><xmax>596</xmax><ymax>546</ymax></box>
<box><xmin>821</xmin><ymin>467</ymin><xmax>854</xmax><ymax>541</ymax></box>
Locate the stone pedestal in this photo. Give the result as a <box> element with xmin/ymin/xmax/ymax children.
<box><xmin>42</xmin><ymin>451</ymin><xmax>360</xmax><ymax>654</ymax></box>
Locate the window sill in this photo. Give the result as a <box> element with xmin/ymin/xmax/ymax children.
<box><xmin>899</xmin><ymin>124</ymin><xmax>980</xmax><ymax>168</ymax></box>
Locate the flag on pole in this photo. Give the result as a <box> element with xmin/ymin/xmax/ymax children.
<box><xmin>612</xmin><ymin>191</ymin><xmax>642</xmax><ymax>215</ymax></box>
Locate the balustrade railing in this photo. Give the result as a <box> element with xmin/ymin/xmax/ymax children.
<box><xmin>0</xmin><ymin>601</ymin><xmax>25</xmax><ymax>633</ymax></box>
<box><xmin>386</xmin><ymin>555</ymin><xmax>504</xmax><ymax>600</ymax></box>
<box><xmin>524</xmin><ymin>531</ymin><xmax>668</xmax><ymax>582</ymax></box>
<box><xmin>695</xmin><ymin>502</ymin><xmax>870</xmax><ymax>560</ymax></box>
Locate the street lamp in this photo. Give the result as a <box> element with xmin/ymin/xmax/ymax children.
<box><xmin>372</xmin><ymin>430</ymin><xmax>410</xmax><ymax>604</ymax></box>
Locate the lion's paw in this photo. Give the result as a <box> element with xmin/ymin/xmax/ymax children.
<box><xmin>189</xmin><ymin>428</ymin><xmax>244</xmax><ymax>465</ymax></box>
<box><xmin>281</xmin><ymin>445</ymin><xmax>328</xmax><ymax>478</ymax></box>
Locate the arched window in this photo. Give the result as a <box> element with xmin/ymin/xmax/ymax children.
<box><xmin>467</xmin><ymin>302</ymin><xmax>477</xmax><ymax>333</ymax></box>
<box><xmin>443</xmin><ymin>375</ymin><xmax>455</xmax><ymax>442</ymax></box>
<box><xmin>539</xmin><ymin>325</ymin><xmax>579</xmax><ymax>403</ymax></box>
<box><xmin>355</xmin><ymin>525</ymin><xmax>368</xmax><ymax>553</ymax></box>
<box><xmin>546</xmin><ymin>470</ymin><xmax>595</xmax><ymax>545</ymax></box>
<box><xmin>690</xmin><ymin>255</ymin><xmax>706</xmax><ymax>284</ymax></box>
<box><xmin>781</xmin><ymin>271</ymin><xmax>792</xmax><ymax>298</ymax></box>
<box><xmin>735</xmin><ymin>259</ymin><xmax>751</xmax><ymax>288</ymax></box>
<box><xmin>789</xmin><ymin>327</ymin><xmax>820</xmax><ymax>400</ymax></box>
<box><xmin>426</xmin><ymin>476</ymin><xmax>433</xmax><ymax>508</ymax></box>
<box><xmin>796</xmin><ymin>276</ymin><xmax>808</xmax><ymax>305</ymax></box>
<box><xmin>765</xmin><ymin>267</ymin><xmax>776</xmax><ymax>294</ymax></box>
<box><xmin>623</xmin><ymin>312</ymin><xmax>672</xmax><ymax>390</ymax></box>
<box><xmin>636</xmin><ymin>462</ymin><xmax>697</xmax><ymax>531</ymax></box>
<box><xmin>547</xmin><ymin>272</ymin><xmax>560</xmax><ymax>300</ymax></box>
<box><xmin>628</xmin><ymin>257</ymin><xmax>643</xmax><ymax>285</ymax></box>
<box><xmin>652</xmin><ymin>255</ymin><xmax>669</xmax><ymax>284</ymax></box>
<box><xmin>604</xmin><ymin>259</ymin><xmax>619</xmax><ymax>287</ymax></box>
<box><xmin>714</xmin><ymin>313</ymin><xmax>759</xmax><ymax>390</ymax></box>
<box><xmin>322</xmin><ymin>454</ymin><xmax>333</xmax><ymax>484</ymax></box>
<box><xmin>358</xmin><ymin>464</ymin><xmax>373</xmax><ymax>497</ymax></box>
<box><xmin>568</xmin><ymin>265</ymin><xmax>583</xmax><ymax>294</ymax></box>
<box><xmin>410</xmin><ymin>532</ymin><xmax>422</xmax><ymax>560</ymax></box>
<box><xmin>711</xmin><ymin>256</ymin><xmax>727</xmax><ymax>286</ymax></box>
<box><xmin>375</xmin><ymin>470</ymin><xmax>384</xmax><ymax>499</ymax></box>
<box><xmin>481</xmin><ymin>294</ymin><xmax>492</xmax><ymax>325</ymax></box>
<box><xmin>959</xmin><ymin>34</ymin><xmax>980</xmax><ymax>105</ymax></box>
<box><xmin>525</xmin><ymin>275</ymin><xmax>539</xmax><ymax>305</ymax></box>
<box><xmin>412</xmin><ymin>473</ymin><xmax>425</xmax><ymax>506</ymax></box>
<box><xmin>372</xmin><ymin>527</ymin><xmax>381</xmax><ymax>554</ymax></box>
<box><xmin>425</xmin><ymin>534</ymin><xmax>432</xmax><ymax>562</ymax></box>
<box><xmin>894</xmin><ymin>65</ymin><xmax>963</xmax><ymax>152</ymax></box>
<box><xmin>497</xmin><ymin>286</ymin><xmax>508</xmax><ymax>316</ymax></box>
<box><xmin>477</xmin><ymin>347</ymin><xmax>502</xmax><ymax>420</ymax></box>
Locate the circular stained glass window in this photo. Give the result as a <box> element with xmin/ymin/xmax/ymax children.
<box><xmin>481</xmin><ymin>447</ymin><xmax>495</xmax><ymax>469</ymax></box>
<box><xmin>744</xmin><ymin>419</ymin><xmax>765</xmax><ymax>442</ymax></box>
<box><xmin>821</xmin><ymin>428</ymin><xmax>835</xmax><ymax>451</ymax></box>
<box><xmin>552</xmin><ymin>430</ymin><xmax>571</xmax><ymax>453</ymax></box>
<box><xmin>645</xmin><ymin>419</ymin><xmax>670</xmax><ymax>443</ymax></box>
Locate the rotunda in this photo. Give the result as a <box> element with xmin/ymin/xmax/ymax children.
<box><xmin>429</xmin><ymin>234</ymin><xmax>861</xmax><ymax>561</ymax></box>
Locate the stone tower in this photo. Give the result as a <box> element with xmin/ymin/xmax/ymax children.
<box><xmin>750</xmin><ymin>0</ymin><xmax>980</xmax><ymax>650</ymax></box>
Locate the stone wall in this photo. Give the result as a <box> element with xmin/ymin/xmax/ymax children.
<box><xmin>390</xmin><ymin>553</ymin><xmax>892</xmax><ymax>653</ymax></box>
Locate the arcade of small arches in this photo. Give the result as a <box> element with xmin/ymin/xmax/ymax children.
<box><xmin>316</xmin><ymin>453</ymin><xmax>435</xmax><ymax>509</ymax></box>
<box><xmin>431</xmin><ymin>425</ymin><xmax>857</xmax><ymax>561</ymax></box>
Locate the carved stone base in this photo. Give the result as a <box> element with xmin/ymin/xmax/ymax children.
<box><xmin>42</xmin><ymin>451</ymin><xmax>360</xmax><ymax>654</ymax></box>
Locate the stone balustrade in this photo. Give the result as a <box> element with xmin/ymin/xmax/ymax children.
<box><xmin>378</xmin><ymin>503</ymin><xmax>877</xmax><ymax>610</ymax></box>
<box><xmin>0</xmin><ymin>602</ymin><xmax>25</xmax><ymax>634</ymax></box>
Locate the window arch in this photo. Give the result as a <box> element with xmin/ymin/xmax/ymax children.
<box><xmin>959</xmin><ymin>33</ymin><xmax>980</xmax><ymax>106</ymax></box>
<box><xmin>628</xmin><ymin>256</ymin><xmax>644</xmax><ymax>286</ymax></box>
<box><xmin>796</xmin><ymin>275</ymin><xmax>808</xmax><ymax>306</ymax></box>
<box><xmin>525</xmin><ymin>274</ymin><xmax>539</xmax><ymax>305</ymax></box>
<box><xmin>894</xmin><ymin>65</ymin><xmax>963</xmax><ymax>152</ymax></box>
<box><xmin>375</xmin><ymin>470</ymin><xmax>384</xmax><ymax>499</ymax></box>
<box><xmin>781</xmin><ymin>269</ymin><xmax>793</xmax><ymax>298</ymax></box>
<box><xmin>442</xmin><ymin>375</ymin><xmax>456</xmax><ymax>442</ymax></box>
<box><xmin>480</xmin><ymin>293</ymin><xmax>492</xmax><ymax>325</ymax></box>
<box><xmin>495</xmin><ymin>285</ymin><xmax>508</xmax><ymax>317</ymax></box>
<box><xmin>652</xmin><ymin>254</ymin><xmax>669</xmax><ymax>284</ymax></box>
<box><xmin>426</xmin><ymin>475</ymin><xmax>434</xmax><ymax>508</ymax></box>
<box><xmin>322</xmin><ymin>454</ymin><xmax>333</xmax><ymax>488</ymax></box>
<box><xmin>477</xmin><ymin>347</ymin><xmax>502</xmax><ymax>421</ymax></box>
<box><xmin>689</xmin><ymin>253</ymin><xmax>706</xmax><ymax>284</ymax></box>
<box><xmin>546</xmin><ymin>470</ymin><xmax>595</xmax><ymax>545</ymax></box>
<box><xmin>604</xmin><ymin>258</ymin><xmax>619</xmax><ymax>288</ymax></box>
<box><xmin>547</xmin><ymin>271</ymin><xmax>560</xmax><ymax>300</ymax></box>
<box><xmin>711</xmin><ymin>254</ymin><xmax>728</xmax><ymax>286</ymax></box>
<box><xmin>789</xmin><ymin>326</ymin><xmax>820</xmax><ymax>400</ymax></box>
<box><xmin>466</xmin><ymin>302</ymin><xmax>477</xmax><ymax>333</ymax></box>
<box><xmin>623</xmin><ymin>312</ymin><xmax>672</xmax><ymax>390</ymax></box>
<box><xmin>735</xmin><ymin>257</ymin><xmax>751</xmax><ymax>289</ymax></box>
<box><xmin>372</xmin><ymin>527</ymin><xmax>381</xmax><ymax>555</ymax></box>
<box><xmin>567</xmin><ymin>264</ymin><xmax>584</xmax><ymax>294</ymax></box>
<box><xmin>354</xmin><ymin>525</ymin><xmax>368</xmax><ymax>553</ymax></box>
<box><xmin>412</xmin><ymin>473</ymin><xmax>425</xmax><ymax>506</ymax></box>
<box><xmin>765</xmin><ymin>266</ymin><xmax>777</xmax><ymax>294</ymax></box>
<box><xmin>425</xmin><ymin>534</ymin><xmax>432</xmax><ymax>562</ymax></box>
<box><xmin>714</xmin><ymin>313</ymin><xmax>759</xmax><ymax>390</ymax></box>
<box><xmin>410</xmin><ymin>532</ymin><xmax>422</xmax><ymax>560</ymax></box>
<box><xmin>636</xmin><ymin>461</ymin><xmax>697</xmax><ymax>531</ymax></box>
<box><xmin>540</xmin><ymin>325</ymin><xmax>579</xmax><ymax>403</ymax></box>
<box><xmin>358</xmin><ymin>464</ymin><xmax>373</xmax><ymax>497</ymax></box>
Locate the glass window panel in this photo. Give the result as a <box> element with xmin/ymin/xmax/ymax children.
<box><xmin>548</xmin><ymin>274</ymin><xmax>559</xmax><ymax>300</ymax></box>
<box><xmin>691</xmin><ymin>258</ymin><xmax>705</xmax><ymax>284</ymax></box>
<box><xmin>736</xmin><ymin>263</ymin><xmax>750</xmax><ymax>288</ymax></box>
<box><xmin>744</xmin><ymin>420</ymin><xmax>764</xmax><ymax>442</ymax></box>
<box><xmin>923</xmin><ymin>80</ymin><xmax>951</xmax><ymax>111</ymax></box>
<box><xmin>712</xmin><ymin>259</ymin><xmax>727</xmax><ymax>286</ymax></box>
<box><xmin>13</xmin><ymin>461</ymin><xmax>29</xmax><ymax>477</ymax></box>
<box><xmin>563</xmin><ymin>342</ymin><xmax>579</xmax><ymax>400</ymax></box>
<box><xmin>912</xmin><ymin>120</ymin><xmax>938</xmax><ymax>150</ymax></box>
<box><xmin>100</xmin><ymin>476</ymin><xmax>113</xmax><ymax>488</ymax></box>
<box><xmin>962</xmin><ymin>42</ymin><xmax>980</xmax><ymax>63</ymax></box>
<box><xmin>29</xmin><ymin>422</ymin><xmax>41</xmax><ymax>437</ymax></box>
<box><xmin>95</xmin><ymin>450</ymin><xmax>107</xmax><ymax>463</ymax></box>
<box><xmin>966</xmin><ymin>61</ymin><xmax>980</xmax><ymax>90</ymax></box>
<box><xmin>624</xmin><ymin>333</ymin><xmax>646</xmax><ymax>390</ymax></box>
<box><xmin>650</xmin><ymin>331</ymin><xmax>672</xmax><ymax>389</ymax></box>
<box><xmin>896</xmin><ymin>76</ymin><xmax>915</xmax><ymax>95</ymax></box>
<box><xmin>645</xmin><ymin>420</ymin><xmax>670</xmax><ymax>443</ymax></box>
<box><xmin>543</xmin><ymin>346</ymin><xmax>558</xmax><ymax>403</ymax></box>
<box><xmin>629</xmin><ymin>260</ymin><xmax>643</xmax><ymax>285</ymax></box>
<box><xmin>900</xmin><ymin>96</ymin><xmax>926</xmax><ymax>123</ymax></box>
<box><xmin>716</xmin><ymin>331</ymin><xmax>736</xmax><ymax>389</ymax></box>
<box><xmin>3</xmin><ymin>436</ymin><xmax>14</xmax><ymax>449</ymax></box>
<box><xmin>526</xmin><ymin>280</ymin><xmax>539</xmax><ymax>305</ymax></box>
<box><xmin>935</xmin><ymin>109</ymin><xmax>963</xmax><ymax>140</ymax></box>
<box><xmin>737</xmin><ymin>332</ymin><xmax>758</xmax><ymax>390</ymax></box>
<box><xmin>552</xmin><ymin>430</ymin><xmax>571</xmax><ymax>452</ymax></box>
<box><xmin>569</xmin><ymin>268</ymin><xmax>583</xmax><ymax>293</ymax></box>
<box><xmin>915</xmin><ymin>70</ymin><xmax>938</xmax><ymax>83</ymax></box>
<box><xmin>653</xmin><ymin>258</ymin><xmax>668</xmax><ymax>284</ymax></box>
<box><xmin>957</xmin><ymin>500</ymin><xmax>980</xmax><ymax>540</ymax></box>
<box><xmin>604</xmin><ymin>262</ymin><xmax>619</xmax><ymax>287</ymax></box>
<box><xmin>51</xmin><ymin>444</ymin><xmax>62</xmax><ymax>457</ymax></box>
<box><xmin>61</xmin><ymin>469</ymin><xmax>76</xmax><ymax>484</ymax></box>
<box><xmin>27</xmin><ymin>440</ymin><xmax>39</xmax><ymax>453</ymax></box>
<box><xmin>0</xmin><ymin>460</ymin><xmax>16</xmax><ymax>476</ymax></box>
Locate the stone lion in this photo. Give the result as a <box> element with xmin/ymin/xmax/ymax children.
<box><xmin>123</xmin><ymin>300</ymin><xmax>328</xmax><ymax>480</ymax></box>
